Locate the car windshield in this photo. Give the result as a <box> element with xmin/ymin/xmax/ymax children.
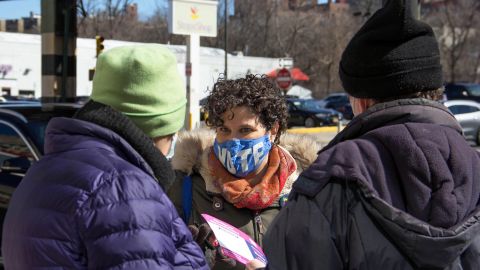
<box><xmin>299</xmin><ymin>100</ymin><xmax>324</xmax><ymax>111</ymax></box>
<box><xmin>466</xmin><ymin>84</ymin><xmax>480</xmax><ymax>97</ymax></box>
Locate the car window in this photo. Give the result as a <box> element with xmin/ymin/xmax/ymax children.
<box><xmin>466</xmin><ymin>84</ymin><xmax>480</xmax><ymax>97</ymax></box>
<box><xmin>445</xmin><ymin>86</ymin><xmax>463</xmax><ymax>98</ymax></box>
<box><xmin>302</xmin><ymin>100</ymin><xmax>323</xmax><ymax>110</ymax></box>
<box><xmin>325</xmin><ymin>96</ymin><xmax>340</xmax><ymax>102</ymax></box>
<box><xmin>10</xmin><ymin>106</ymin><xmax>78</xmax><ymax>154</ymax></box>
<box><xmin>26</xmin><ymin>121</ymin><xmax>48</xmax><ymax>152</ymax></box>
<box><xmin>448</xmin><ymin>105</ymin><xmax>479</xmax><ymax>115</ymax></box>
<box><xmin>325</xmin><ymin>95</ymin><xmax>348</xmax><ymax>103</ymax></box>
<box><xmin>295</xmin><ymin>100</ymin><xmax>311</xmax><ymax>110</ymax></box>
<box><xmin>287</xmin><ymin>102</ymin><xmax>296</xmax><ymax>111</ymax></box>
<box><xmin>339</xmin><ymin>95</ymin><xmax>349</xmax><ymax>102</ymax></box>
<box><xmin>292</xmin><ymin>101</ymin><xmax>302</xmax><ymax>108</ymax></box>
<box><xmin>0</xmin><ymin>121</ymin><xmax>35</xmax><ymax>166</ymax></box>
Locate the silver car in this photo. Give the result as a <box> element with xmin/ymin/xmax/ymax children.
<box><xmin>444</xmin><ymin>100</ymin><xmax>480</xmax><ymax>145</ymax></box>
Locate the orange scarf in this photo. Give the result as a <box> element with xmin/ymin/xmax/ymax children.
<box><xmin>208</xmin><ymin>145</ymin><xmax>296</xmax><ymax>210</ymax></box>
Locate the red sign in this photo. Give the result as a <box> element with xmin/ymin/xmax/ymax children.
<box><xmin>276</xmin><ymin>68</ymin><xmax>292</xmax><ymax>90</ymax></box>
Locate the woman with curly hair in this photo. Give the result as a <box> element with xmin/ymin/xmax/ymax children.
<box><xmin>168</xmin><ymin>74</ymin><xmax>320</xmax><ymax>270</ymax></box>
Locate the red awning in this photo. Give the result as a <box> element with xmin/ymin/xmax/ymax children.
<box><xmin>266</xmin><ymin>67</ymin><xmax>310</xmax><ymax>81</ymax></box>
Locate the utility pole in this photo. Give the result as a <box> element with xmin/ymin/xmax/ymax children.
<box><xmin>224</xmin><ymin>0</ymin><xmax>228</xmax><ymax>79</ymax></box>
<box><xmin>41</xmin><ymin>0</ymin><xmax>77</xmax><ymax>103</ymax></box>
<box><xmin>61</xmin><ymin>2</ymin><xmax>73</xmax><ymax>101</ymax></box>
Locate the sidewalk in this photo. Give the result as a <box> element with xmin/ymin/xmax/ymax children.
<box><xmin>287</xmin><ymin>126</ymin><xmax>342</xmax><ymax>145</ymax></box>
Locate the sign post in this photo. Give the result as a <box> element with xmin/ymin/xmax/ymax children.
<box><xmin>169</xmin><ymin>0</ymin><xmax>218</xmax><ymax>130</ymax></box>
<box><xmin>276</xmin><ymin>68</ymin><xmax>293</xmax><ymax>93</ymax></box>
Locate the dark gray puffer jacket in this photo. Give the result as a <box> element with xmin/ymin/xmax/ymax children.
<box><xmin>264</xmin><ymin>99</ymin><xmax>480</xmax><ymax>270</ymax></box>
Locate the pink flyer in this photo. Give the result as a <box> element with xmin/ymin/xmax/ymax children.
<box><xmin>201</xmin><ymin>214</ymin><xmax>268</xmax><ymax>265</ymax></box>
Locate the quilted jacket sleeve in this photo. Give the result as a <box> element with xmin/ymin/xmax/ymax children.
<box><xmin>76</xmin><ymin>172</ymin><xmax>208</xmax><ymax>270</ymax></box>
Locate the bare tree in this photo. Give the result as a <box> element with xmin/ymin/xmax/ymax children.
<box><xmin>216</xmin><ymin>0</ymin><xmax>375</xmax><ymax>97</ymax></box>
<box><xmin>83</xmin><ymin>0</ymin><xmax>480</xmax><ymax>98</ymax></box>
<box><xmin>424</xmin><ymin>0</ymin><xmax>480</xmax><ymax>83</ymax></box>
<box><xmin>77</xmin><ymin>0</ymin><xmax>144</xmax><ymax>41</ymax></box>
<box><xmin>470</xmin><ymin>32</ymin><xmax>480</xmax><ymax>83</ymax></box>
<box><xmin>349</xmin><ymin>0</ymin><xmax>382</xmax><ymax>18</ymax></box>
<box><xmin>77</xmin><ymin>0</ymin><xmax>98</xmax><ymax>36</ymax></box>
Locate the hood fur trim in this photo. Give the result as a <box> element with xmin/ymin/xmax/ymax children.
<box><xmin>172</xmin><ymin>129</ymin><xmax>321</xmax><ymax>194</ymax></box>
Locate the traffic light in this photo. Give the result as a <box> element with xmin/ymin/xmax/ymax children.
<box><xmin>95</xmin><ymin>35</ymin><xmax>104</xmax><ymax>57</ymax></box>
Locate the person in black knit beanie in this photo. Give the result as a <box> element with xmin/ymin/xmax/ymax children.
<box><xmin>252</xmin><ymin>0</ymin><xmax>480</xmax><ymax>269</ymax></box>
<box><xmin>339</xmin><ymin>0</ymin><xmax>443</xmax><ymax>99</ymax></box>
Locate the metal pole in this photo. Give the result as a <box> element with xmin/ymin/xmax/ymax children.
<box><xmin>61</xmin><ymin>4</ymin><xmax>70</xmax><ymax>102</ymax></box>
<box><xmin>337</xmin><ymin>117</ymin><xmax>342</xmax><ymax>134</ymax></box>
<box><xmin>186</xmin><ymin>34</ymin><xmax>200</xmax><ymax>130</ymax></box>
<box><xmin>224</xmin><ymin>0</ymin><xmax>228</xmax><ymax>79</ymax></box>
<box><xmin>186</xmin><ymin>36</ymin><xmax>191</xmax><ymax>130</ymax></box>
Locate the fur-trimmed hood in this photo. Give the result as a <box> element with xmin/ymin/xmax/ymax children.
<box><xmin>172</xmin><ymin>129</ymin><xmax>321</xmax><ymax>194</ymax></box>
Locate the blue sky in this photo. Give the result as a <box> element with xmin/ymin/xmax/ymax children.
<box><xmin>0</xmin><ymin>0</ymin><xmax>328</xmax><ymax>20</ymax></box>
<box><xmin>0</xmin><ymin>0</ymin><xmax>166</xmax><ymax>20</ymax></box>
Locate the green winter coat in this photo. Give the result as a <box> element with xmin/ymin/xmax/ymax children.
<box><xmin>168</xmin><ymin>129</ymin><xmax>320</xmax><ymax>270</ymax></box>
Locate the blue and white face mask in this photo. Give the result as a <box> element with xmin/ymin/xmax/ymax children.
<box><xmin>213</xmin><ymin>135</ymin><xmax>272</xmax><ymax>178</ymax></box>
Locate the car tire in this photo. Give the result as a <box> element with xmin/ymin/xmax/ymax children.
<box><xmin>304</xmin><ymin>117</ymin><xmax>316</xmax><ymax>128</ymax></box>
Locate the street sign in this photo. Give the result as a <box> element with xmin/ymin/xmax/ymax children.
<box><xmin>279</xmin><ymin>57</ymin><xmax>294</xmax><ymax>68</ymax></box>
<box><xmin>168</xmin><ymin>0</ymin><xmax>218</xmax><ymax>37</ymax></box>
<box><xmin>276</xmin><ymin>68</ymin><xmax>292</xmax><ymax>90</ymax></box>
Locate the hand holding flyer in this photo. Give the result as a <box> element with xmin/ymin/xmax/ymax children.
<box><xmin>201</xmin><ymin>214</ymin><xmax>268</xmax><ymax>265</ymax></box>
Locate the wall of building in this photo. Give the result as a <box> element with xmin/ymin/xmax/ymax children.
<box><xmin>0</xmin><ymin>32</ymin><xmax>280</xmax><ymax>100</ymax></box>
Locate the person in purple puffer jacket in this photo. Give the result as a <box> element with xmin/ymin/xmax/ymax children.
<box><xmin>2</xmin><ymin>45</ymin><xmax>208</xmax><ymax>269</ymax></box>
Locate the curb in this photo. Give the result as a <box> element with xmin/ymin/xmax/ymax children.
<box><xmin>287</xmin><ymin>126</ymin><xmax>342</xmax><ymax>134</ymax></box>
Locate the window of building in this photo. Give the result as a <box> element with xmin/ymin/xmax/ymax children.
<box><xmin>18</xmin><ymin>90</ymin><xmax>34</xmax><ymax>97</ymax></box>
<box><xmin>1</xmin><ymin>88</ymin><xmax>11</xmax><ymax>96</ymax></box>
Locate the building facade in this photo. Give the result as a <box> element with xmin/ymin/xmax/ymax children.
<box><xmin>0</xmin><ymin>32</ymin><xmax>281</xmax><ymax>100</ymax></box>
<box><xmin>0</xmin><ymin>12</ymin><xmax>41</xmax><ymax>34</ymax></box>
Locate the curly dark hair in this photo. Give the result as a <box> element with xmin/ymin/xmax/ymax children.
<box><xmin>205</xmin><ymin>74</ymin><xmax>288</xmax><ymax>144</ymax></box>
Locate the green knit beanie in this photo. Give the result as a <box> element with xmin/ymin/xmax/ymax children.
<box><xmin>91</xmin><ymin>45</ymin><xmax>186</xmax><ymax>138</ymax></box>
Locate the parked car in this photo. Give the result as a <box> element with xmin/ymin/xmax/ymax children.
<box><xmin>444</xmin><ymin>83</ymin><xmax>480</xmax><ymax>103</ymax></box>
<box><xmin>287</xmin><ymin>98</ymin><xmax>342</xmax><ymax>127</ymax></box>
<box><xmin>443</xmin><ymin>100</ymin><xmax>480</xmax><ymax>145</ymax></box>
<box><xmin>315</xmin><ymin>92</ymin><xmax>346</xmax><ymax>107</ymax></box>
<box><xmin>315</xmin><ymin>93</ymin><xmax>354</xmax><ymax>120</ymax></box>
<box><xmin>324</xmin><ymin>100</ymin><xmax>353</xmax><ymax>120</ymax></box>
<box><xmin>0</xmin><ymin>102</ymin><xmax>79</xmax><ymax>268</ymax></box>
<box><xmin>199</xmin><ymin>97</ymin><xmax>208</xmax><ymax>121</ymax></box>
